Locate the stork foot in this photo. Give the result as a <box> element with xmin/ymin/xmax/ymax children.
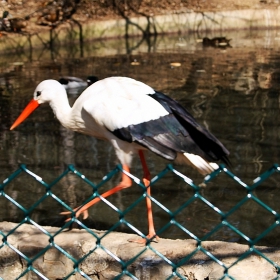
<box><xmin>60</xmin><ymin>206</ymin><xmax>89</xmax><ymax>222</ymax></box>
<box><xmin>128</xmin><ymin>234</ymin><xmax>160</xmax><ymax>244</ymax></box>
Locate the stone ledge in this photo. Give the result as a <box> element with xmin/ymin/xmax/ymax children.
<box><xmin>1</xmin><ymin>8</ymin><xmax>280</xmax><ymax>54</ymax></box>
<box><xmin>87</xmin><ymin>9</ymin><xmax>280</xmax><ymax>38</ymax></box>
<box><xmin>0</xmin><ymin>221</ymin><xmax>279</xmax><ymax>279</ymax></box>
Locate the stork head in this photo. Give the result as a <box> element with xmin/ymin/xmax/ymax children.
<box><xmin>10</xmin><ymin>80</ymin><xmax>65</xmax><ymax>130</ymax></box>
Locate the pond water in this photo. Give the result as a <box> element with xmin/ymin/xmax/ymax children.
<box><xmin>1</xmin><ymin>28</ymin><xmax>280</xmax><ymax>246</ymax></box>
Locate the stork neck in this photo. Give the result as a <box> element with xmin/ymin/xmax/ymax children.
<box><xmin>49</xmin><ymin>94</ymin><xmax>72</xmax><ymax>128</ymax></box>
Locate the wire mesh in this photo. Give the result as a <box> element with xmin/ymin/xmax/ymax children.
<box><xmin>0</xmin><ymin>164</ymin><xmax>280</xmax><ymax>279</ymax></box>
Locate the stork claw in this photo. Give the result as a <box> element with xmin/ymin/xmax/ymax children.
<box><xmin>128</xmin><ymin>234</ymin><xmax>160</xmax><ymax>245</ymax></box>
<box><xmin>60</xmin><ymin>207</ymin><xmax>89</xmax><ymax>221</ymax></box>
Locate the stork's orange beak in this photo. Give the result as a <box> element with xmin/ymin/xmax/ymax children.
<box><xmin>10</xmin><ymin>99</ymin><xmax>40</xmax><ymax>130</ymax></box>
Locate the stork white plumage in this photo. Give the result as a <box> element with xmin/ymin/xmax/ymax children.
<box><xmin>10</xmin><ymin>76</ymin><xmax>230</xmax><ymax>243</ymax></box>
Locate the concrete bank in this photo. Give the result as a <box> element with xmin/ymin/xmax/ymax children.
<box><xmin>84</xmin><ymin>8</ymin><xmax>280</xmax><ymax>38</ymax></box>
<box><xmin>1</xmin><ymin>8</ymin><xmax>280</xmax><ymax>54</ymax></box>
<box><xmin>0</xmin><ymin>222</ymin><xmax>279</xmax><ymax>279</ymax></box>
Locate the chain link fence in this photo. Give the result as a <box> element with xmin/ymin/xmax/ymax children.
<box><xmin>1</xmin><ymin>163</ymin><xmax>280</xmax><ymax>279</ymax></box>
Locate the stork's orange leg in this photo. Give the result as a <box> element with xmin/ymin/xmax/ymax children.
<box><xmin>128</xmin><ymin>150</ymin><xmax>159</xmax><ymax>243</ymax></box>
<box><xmin>60</xmin><ymin>165</ymin><xmax>132</xmax><ymax>220</ymax></box>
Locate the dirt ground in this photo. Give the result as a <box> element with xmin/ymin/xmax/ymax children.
<box><xmin>0</xmin><ymin>0</ymin><xmax>279</xmax><ymax>35</ymax></box>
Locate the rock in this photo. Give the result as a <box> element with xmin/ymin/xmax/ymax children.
<box><xmin>0</xmin><ymin>221</ymin><xmax>279</xmax><ymax>279</ymax></box>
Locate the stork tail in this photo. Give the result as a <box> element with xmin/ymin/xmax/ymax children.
<box><xmin>176</xmin><ymin>152</ymin><xmax>219</xmax><ymax>176</ymax></box>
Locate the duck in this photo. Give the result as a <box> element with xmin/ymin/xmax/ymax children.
<box><xmin>36</xmin><ymin>7</ymin><xmax>61</xmax><ymax>26</ymax></box>
<box><xmin>0</xmin><ymin>11</ymin><xmax>9</xmax><ymax>31</ymax></box>
<box><xmin>58</xmin><ymin>76</ymin><xmax>99</xmax><ymax>94</ymax></box>
<box><xmin>0</xmin><ymin>11</ymin><xmax>27</xmax><ymax>32</ymax></box>
<box><xmin>9</xmin><ymin>17</ymin><xmax>27</xmax><ymax>32</ymax></box>
<box><xmin>202</xmin><ymin>37</ymin><xmax>231</xmax><ymax>48</ymax></box>
<box><xmin>36</xmin><ymin>0</ymin><xmax>80</xmax><ymax>26</ymax></box>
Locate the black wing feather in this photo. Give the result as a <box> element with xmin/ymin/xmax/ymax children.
<box><xmin>111</xmin><ymin>91</ymin><xmax>230</xmax><ymax>164</ymax></box>
<box><xmin>150</xmin><ymin>91</ymin><xmax>230</xmax><ymax>164</ymax></box>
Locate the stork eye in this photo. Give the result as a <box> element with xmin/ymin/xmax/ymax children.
<box><xmin>36</xmin><ymin>91</ymin><xmax>41</xmax><ymax>97</ymax></box>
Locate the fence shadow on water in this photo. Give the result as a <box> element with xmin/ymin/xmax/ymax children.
<box><xmin>1</xmin><ymin>164</ymin><xmax>280</xmax><ymax>279</ymax></box>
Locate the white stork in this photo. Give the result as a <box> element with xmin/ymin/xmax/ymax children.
<box><xmin>10</xmin><ymin>76</ymin><xmax>229</xmax><ymax>243</ymax></box>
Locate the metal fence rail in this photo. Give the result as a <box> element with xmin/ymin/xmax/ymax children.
<box><xmin>1</xmin><ymin>164</ymin><xmax>280</xmax><ymax>279</ymax></box>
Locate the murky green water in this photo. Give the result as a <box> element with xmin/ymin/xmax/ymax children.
<box><xmin>1</xmin><ymin>29</ymin><xmax>280</xmax><ymax>246</ymax></box>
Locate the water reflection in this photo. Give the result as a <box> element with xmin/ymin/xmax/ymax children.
<box><xmin>1</xmin><ymin>30</ymin><xmax>280</xmax><ymax>246</ymax></box>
